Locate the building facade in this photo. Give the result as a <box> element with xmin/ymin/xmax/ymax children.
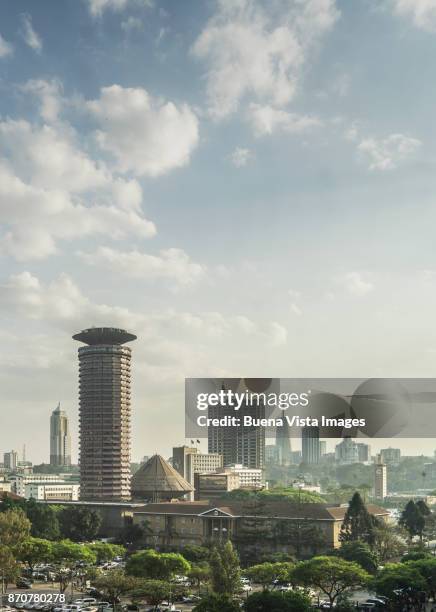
<box><xmin>380</xmin><ymin>447</ymin><xmax>401</xmax><ymax>466</ymax></box>
<box><xmin>3</xmin><ymin>451</ymin><xmax>18</xmax><ymax>471</ymax></box>
<box><xmin>172</xmin><ymin>446</ymin><xmax>223</xmax><ymax>501</ymax></box>
<box><xmin>10</xmin><ymin>473</ymin><xmax>79</xmax><ymax>497</ymax></box>
<box><xmin>25</xmin><ymin>482</ymin><xmax>80</xmax><ymax>501</ymax></box>
<box><xmin>73</xmin><ymin>327</ymin><xmax>136</xmax><ymax>501</ymax></box>
<box><xmin>208</xmin><ymin>385</ymin><xmax>265</xmax><ymax>470</ymax></box>
<box><xmin>374</xmin><ymin>455</ymin><xmax>387</xmax><ymax>500</ymax></box>
<box><xmin>194</xmin><ymin>471</ymin><xmax>240</xmax><ymax>500</ymax></box>
<box><xmin>50</xmin><ymin>403</ymin><xmax>71</xmax><ymax>467</ymax></box>
<box><xmin>302</xmin><ymin>426</ymin><xmax>320</xmax><ymax>464</ymax></box>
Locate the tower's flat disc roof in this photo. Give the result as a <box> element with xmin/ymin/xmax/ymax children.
<box><xmin>72</xmin><ymin>327</ymin><xmax>137</xmax><ymax>345</ymax></box>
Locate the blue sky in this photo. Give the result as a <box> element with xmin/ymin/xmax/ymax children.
<box><xmin>2</xmin><ymin>0</ymin><xmax>436</xmax><ymax>462</ymax></box>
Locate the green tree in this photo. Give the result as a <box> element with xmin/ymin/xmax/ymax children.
<box><xmin>292</xmin><ymin>556</ymin><xmax>369</xmax><ymax>606</ymax></box>
<box><xmin>373</xmin><ymin>522</ymin><xmax>406</xmax><ymax>562</ymax></box>
<box><xmin>339</xmin><ymin>492</ymin><xmax>378</xmax><ymax>545</ymax></box>
<box><xmin>209</xmin><ymin>541</ymin><xmax>241</xmax><ymax>597</ymax></box>
<box><xmin>88</xmin><ymin>542</ymin><xmax>125</xmax><ymax>564</ymax></box>
<box><xmin>400</xmin><ymin>500</ymin><xmax>426</xmax><ymax>542</ymax></box>
<box><xmin>370</xmin><ymin>562</ymin><xmax>427</xmax><ymax>604</ymax></box>
<box><xmin>406</xmin><ymin>557</ymin><xmax>436</xmax><ymax>597</ymax></box>
<box><xmin>126</xmin><ymin>549</ymin><xmax>190</xmax><ymax>581</ymax></box>
<box><xmin>244</xmin><ymin>562</ymin><xmax>292</xmax><ymax>590</ymax></box>
<box><xmin>130</xmin><ymin>580</ymin><xmax>172</xmax><ymax>610</ymax></box>
<box><xmin>25</xmin><ymin>499</ymin><xmax>60</xmax><ymax>540</ymax></box>
<box><xmin>94</xmin><ymin>569</ymin><xmax>138</xmax><ymax>604</ymax></box>
<box><xmin>51</xmin><ymin>540</ymin><xmax>97</xmax><ymax>592</ymax></box>
<box><xmin>244</xmin><ymin>590</ymin><xmax>311</xmax><ymax>612</ymax></box>
<box><xmin>188</xmin><ymin>562</ymin><xmax>210</xmax><ymax>592</ymax></box>
<box><xmin>0</xmin><ymin>544</ymin><xmax>19</xmax><ymax>588</ymax></box>
<box><xmin>17</xmin><ymin>537</ymin><xmax>53</xmax><ymax>571</ymax></box>
<box><xmin>192</xmin><ymin>594</ymin><xmax>240</xmax><ymax>612</ymax></box>
<box><xmin>58</xmin><ymin>506</ymin><xmax>102</xmax><ymax>542</ymax></box>
<box><xmin>180</xmin><ymin>544</ymin><xmax>210</xmax><ymax>562</ymax></box>
<box><xmin>336</xmin><ymin>541</ymin><xmax>378</xmax><ymax>574</ymax></box>
<box><xmin>0</xmin><ymin>508</ymin><xmax>31</xmax><ymax>548</ymax></box>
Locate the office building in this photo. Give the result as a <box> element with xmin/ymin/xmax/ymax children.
<box><xmin>335</xmin><ymin>437</ymin><xmax>359</xmax><ymax>464</ymax></box>
<box><xmin>276</xmin><ymin>418</ymin><xmax>292</xmax><ymax>466</ymax></box>
<box><xmin>73</xmin><ymin>327</ymin><xmax>136</xmax><ymax>501</ymax></box>
<box><xmin>194</xmin><ymin>471</ymin><xmax>240</xmax><ymax>501</ymax></box>
<box><xmin>50</xmin><ymin>403</ymin><xmax>71</xmax><ymax>467</ymax></box>
<box><xmin>302</xmin><ymin>426</ymin><xmax>320</xmax><ymax>464</ymax></box>
<box><xmin>172</xmin><ymin>446</ymin><xmax>223</xmax><ymax>501</ymax></box>
<box><xmin>380</xmin><ymin>447</ymin><xmax>401</xmax><ymax>466</ymax></box>
<box><xmin>3</xmin><ymin>451</ymin><xmax>18</xmax><ymax>471</ymax></box>
<box><xmin>218</xmin><ymin>464</ymin><xmax>264</xmax><ymax>489</ymax></box>
<box><xmin>25</xmin><ymin>482</ymin><xmax>80</xmax><ymax>502</ymax></box>
<box><xmin>265</xmin><ymin>445</ymin><xmax>279</xmax><ymax>464</ymax></box>
<box><xmin>208</xmin><ymin>384</ymin><xmax>265</xmax><ymax>469</ymax></box>
<box><xmin>374</xmin><ymin>455</ymin><xmax>387</xmax><ymax>500</ymax></box>
<box><xmin>357</xmin><ymin>443</ymin><xmax>371</xmax><ymax>463</ymax></box>
<box><xmin>10</xmin><ymin>473</ymin><xmax>79</xmax><ymax>497</ymax></box>
<box><xmin>319</xmin><ymin>441</ymin><xmax>327</xmax><ymax>457</ymax></box>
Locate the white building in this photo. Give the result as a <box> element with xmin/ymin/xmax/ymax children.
<box><xmin>173</xmin><ymin>446</ymin><xmax>223</xmax><ymax>501</ymax></box>
<box><xmin>0</xmin><ymin>478</ymin><xmax>11</xmax><ymax>493</ymax></box>
<box><xmin>11</xmin><ymin>473</ymin><xmax>78</xmax><ymax>497</ymax></box>
<box><xmin>219</xmin><ymin>464</ymin><xmax>264</xmax><ymax>489</ymax></box>
<box><xmin>25</xmin><ymin>483</ymin><xmax>79</xmax><ymax>501</ymax></box>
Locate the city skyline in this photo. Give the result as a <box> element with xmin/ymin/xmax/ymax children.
<box><xmin>3</xmin><ymin>1</ymin><xmax>436</xmax><ymax>461</ymax></box>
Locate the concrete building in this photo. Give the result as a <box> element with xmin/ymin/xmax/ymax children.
<box><xmin>172</xmin><ymin>446</ymin><xmax>223</xmax><ymax>501</ymax></box>
<box><xmin>380</xmin><ymin>447</ymin><xmax>401</xmax><ymax>466</ymax></box>
<box><xmin>302</xmin><ymin>426</ymin><xmax>320</xmax><ymax>464</ymax></box>
<box><xmin>10</xmin><ymin>473</ymin><xmax>79</xmax><ymax>497</ymax></box>
<box><xmin>3</xmin><ymin>451</ymin><xmax>18</xmax><ymax>471</ymax></box>
<box><xmin>73</xmin><ymin>327</ymin><xmax>136</xmax><ymax>502</ymax></box>
<box><xmin>335</xmin><ymin>437</ymin><xmax>359</xmax><ymax>464</ymax></box>
<box><xmin>0</xmin><ymin>478</ymin><xmax>11</xmax><ymax>493</ymax></box>
<box><xmin>276</xmin><ymin>418</ymin><xmax>292</xmax><ymax>466</ymax></box>
<box><xmin>50</xmin><ymin>403</ymin><xmax>71</xmax><ymax>467</ymax></box>
<box><xmin>132</xmin><ymin>500</ymin><xmax>390</xmax><ymax>556</ymax></box>
<box><xmin>219</xmin><ymin>464</ymin><xmax>264</xmax><ymax>489</ymax></box>
<box><xmin>374</xmin><ymin>454</ymin><xmax>387</xmax><ymax>500</ymax></box>
<box><xmin>319</xmin><ymin>441</ymin><xmax>327</xmax><ymax>457</ymax></box>
<box><xmin>208</xmin><ymin>384</ymin><xmax>265</xmax><ymax>470</ymax></box>
<box><xmin>25</xmin><ymin>482</ymin><xmax>79</xmax><ymax>501</ymax></box>
<box><xmin>357</xmin><ymin>443</ymin><xmax>371</xmax><ymax>464</ymax></box>
<box><xmin>131</xmin><ymin>454</ymin><xmax>193</xmax><ymax>502</ymax></box>
<box><xmin>194</xmin><ymin>471</ymin><xmax>240</xmax><ymax>501</ymax></box>
<box><xmin>265</xmin><ymin>445</ymin><xmax>279</xmax><ymax>464</ymax></box>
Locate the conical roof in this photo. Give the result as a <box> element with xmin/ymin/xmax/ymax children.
<box><xmin>132</xmin><ymin>454</ymin><xmax>193</xmax><ymax>501</ymax></box>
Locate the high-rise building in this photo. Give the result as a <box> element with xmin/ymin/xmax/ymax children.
<box><xmin>50</xmin><ymin>403</ymin><xmax>71</xmax><ymax>467</ymax></box>
<box><xmin>357</xmin><ymin>443</ymin><xmax>371</xmax><ymax>464</ymax></box>
<box><xmin>3</xmin><ymin>451</ymin><xmax>18</xmax><ymax>471</ymax></box>
<box><xmin>276</xmin><ymin>418</ymin><xmax>292</xmax><ymax>466</ymax></box>
<box><xmin>335</xmin><ymin>437</ymin><xmax>359</xmax><ymax>464</ymax></box>
<box><xmin>380</xmin><ymin>447</ymin><xmax>401</xmax><ymax>466</ymax></box>
<box><xmin>374</xmin><ymin>454</ymin><xmax>387</xmax><ymax>500</ymax></box>
<box><xmin>301</xmin><ymin>426</ymin><xmax>320</xmax><ymax>464</ymax></box>
<box><xmin>172</xmin><ymin>446</ymin><xmax>223</xmax><ymax>501</ymax></box>
<box><xmin>73</xmin><ymin>327</ymin><xmax>136</xmax><ymax>501</ymax></box>
<box><xmin>208</xmin><ymin>385</ymin><xmax>265</xmax><ymax>469</ymax></box>
<box><xmin>319</xmin><ymin>441</ymin><xmax>327</xmax><ymax>457</ymax></box>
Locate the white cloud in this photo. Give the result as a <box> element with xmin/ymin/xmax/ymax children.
<box><xmin>357</xmin><ymin>133</ymin><xmax>421</xmax><ymax>170</ymax></box>
<box><xmin>192</xmin><ymin>0</ymin><xmax>339</xmax><ymax>119</ymax></box>
<box><xmin>121</xmin><ymin>16</ymin><xmax>143</xmax><ymax>31</ymax></box>
<box><xmin>392</xmin><ymin>0</ymin><xmax>436</xmax><ymax>31</ymax></box>
<box><xmin>0</xmin><ymin>34</ymin><xmax>13</xmax><ymax>58</ymax></box>
<box><xmin>341</xmin><ymin>272</ymin><xmax>374</xmax><ymax>297</ymax></box>
<box><xmin>0</xmin><ymin>119</ymin><xmax>155</xmax><ymax>260</ymax></box>
<box><xmin>21</xmin><ymin>79</ymin><xmax>63</xmax><ymax>122</ymax></box>
<box><xmin>78</xmin><ymin>246</ymin><xmax>206</xmax><ymax>287</ymax></box>
<box><xmin>86</xmin><ymin>85</ymin><xmax>199</xmax><ymax>177</ymax></box>
<box><xmin>229</xmin><ymin>147</ymin><xmax>252</xmax><ymax>167</ymax></box>
<box><xmin>248</xmin><ymin>103</ymin><xmax>321</xmax><ymax>136</ymax></box>
<box><xmin>86</xmin><ymin>0</ymin><xmax>153</xmax><ymax>17</ymax></box>
<box><xmin>20</xmin><ymin>14</ymin><xmax>43</xmax><ymax>53</ymax></box>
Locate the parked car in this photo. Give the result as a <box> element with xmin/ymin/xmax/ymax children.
<box><xmin>16</xmin><ymin>578</ymin><xmax>32</xmax><ymax>589</ymax></box>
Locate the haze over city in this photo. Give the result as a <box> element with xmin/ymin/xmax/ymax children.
<box><xmin>2</xmin><ymin>0</ymin><xmax>436</xmax><ymax>462</ymax></box>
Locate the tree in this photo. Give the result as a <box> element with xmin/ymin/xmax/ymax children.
<box><xmin>244</xmin><ymin>562</ymin><xmax>292</xmax><ymax>590</ymax></box>
<box><xmin>292</xmin><ymin>556</ymin><xmax>369</xmax><ymax>606</ymax></box>
<box><xmin>370</xmin><ymin>562</ymin><xmax>427</xmax><ymax>606</ymax></box>
<box><xmin>51</xmin><ymin>540</ymin><xmax>97</xmax><ymax>592</ymax></box>
<box><xmin>88</xmin><ymin>542</ymin><xmax>125</xmax><ymax>564</ymax></box>
<box><xmin>192</xmin><ymin>593</ymin><xmax>240</xmax><ymax>612</ymax></box>
<box><xmin>339</xmin><ymin>492</ymin><xmax>378</xmax><ymax>545</ymax></box>
<box><xmin>406</xmin><ymin>558</ymin><xmax>436</xmax><ymax>598</ymax></box>
<box><xmin>180</xmin><ymin>544</ymin><xmax>210</xmax><ymax>562</ymax></box>
<box><xmin>126</xmin><ymin>549</ymin><xmax>190</xmax><ymax>581</ymax></box>
<box><xmin>0</xmin><ymin>508</ymin><xmax>31</xmax><ymax>548</ymax></box>
<box><xmin>118</xmin><ymin>520</ymin><xmax>150</xmax><ymax>548</ymax></box>
<box><xmin>336</xmin><ymin>541</ymin><xmax>378</xmax><ymax>574</ymax></box>
<box><xmin>94</xmin><ymin>569</ymin><xmax>138</xmax><ymax>604</ymax></box>
<box><xmin>373</xmin><ymin>522</ymin><xmax>406</xmax><ymax>562</ymax></box>
<box><xmin>188</xmin><ymin>562</ymin><xmax>210</xmax><ymax>592</ymax></box>
<box><xmin>25</xmin><ymin>499</ymin><xmax>60</xmax><ymax>540</ymax></box>
<box><xmin>17</xmin><ymin>537</ymin><xmax>53</xmax><ymax>571</ymax></box>
<box><xmin>209</xmin><ymin>542</ymin><xmax>241</xmax><ymax>596</ymax></box>
<box><xmin>244</xmin><ymin>590</ymin><xmax>311</xmax><ymax>612</ymax></box>
<box><xmin>131</xmin><ymin>580</ymin><xmax>173</xmax><ymax>610</ymax></box>
<box><xmin>58</xmin><ymin>506</ymin><xmax>102</xmax><ymax>542</ymax></box>
<box><xmin>0</xmin><ymin>544</ymin><xmax>19</xmax><ymax>588</ymax></box>
<box><xmin>400</xmin><ymin>500</ymin><xmax>426</xmax><ymax>542</ymax></box>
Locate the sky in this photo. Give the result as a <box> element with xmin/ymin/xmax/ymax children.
<box><xmin>3</xmin><ymin>0</ymin><xmax>436</xmax><ymax>463</ymax></box>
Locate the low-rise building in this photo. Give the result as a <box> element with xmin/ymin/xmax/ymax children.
<box><xmin>194</xmin><ymin>472</ymin><xmax>240</xmax><ymax>501</ymax></box>
<box><xmin>132</xmin><ymin>500</ymin><xmax>390</xmax><ymax>557</ymax></box>
<box><xmin>11</xmin><ymin>473</ymin><xmax>79</xmax><ymax>497</ymax></box>
<box><xmin>219</xmin><ymin>464</ymin><xmax>264</xmax><ymax>490</ymax></box>
<box><xmin>25</xmin><ymin>482</ymin><xmax>80</xmax><ymax>501</ymax></box>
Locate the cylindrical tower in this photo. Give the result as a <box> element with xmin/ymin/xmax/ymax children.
<box><xmin>73</xmin><ymin>327</ymin><xmax>137</xmax><ymax>501</ymax></box>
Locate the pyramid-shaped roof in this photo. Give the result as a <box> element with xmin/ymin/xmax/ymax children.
<box><xmin>132</xmin><ymin>454</ymin><xmax>193</xmax><ymax>501</ymax></box>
